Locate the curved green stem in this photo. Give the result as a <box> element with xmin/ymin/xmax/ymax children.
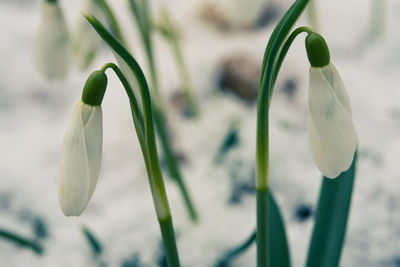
<box><xmin>101</xmin><ymin>62</ymin><xmax>145</xmax><ymax>142</ymax></box>
<box><xmin>85</xmin><ymin>14</ymin><xmax>181</xmax><ymax>266</ymax></box>
<box><xmin>128</xmin><ymin>0</ymin><xmax>159</xmax><ymax>100</ymax></box>
<box><xmin>271</xmin><ymin>26</ymin><xmax>312</xmax><ymax>94</ymax></box>
<box><xmin>152</xmin><ymin>107</ymin><xmax>198</xmax><ymax>221</ymax></box>
<box><xmin>259</xmin><ymin>0</ymin><xmax>303</xmax><ymax>87</ymax></box>
<box><xmin>127</xmin><ymin>0</ymin><xmax>198</xmax><ymax>222</ymax></box>
<box><xmin>257</xmin><ymin>0</ymin><xmax>310</xmax><ymax>189</ymax></box>
<box><xmin>85</xmin><ymin>14</ymin><xmax>169</xmax><ymax>217</ymax></box>
<box><xmin>256</xmin><ymin>1</ymin><xmax>309</xmax><ymax>267</ymax></box>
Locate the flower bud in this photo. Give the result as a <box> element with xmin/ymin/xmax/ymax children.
<box><xmin>58</xmin><ymin>71</ymin><xmax>107</xmax><ymax>216</ymax></box>
<box><xmin>305</xmin><ymin>32</ymin><xmax>330</xmax><ymax>67</ymax></box>
<box><xmin>58</xmin><ymin>101</ymin><xmax>103</xmax><ymax>216</ymax></box>
<box><xmin>81</xmin><ymin>70</ymin><xmax>107</xmax><ymax>106</ymax></box>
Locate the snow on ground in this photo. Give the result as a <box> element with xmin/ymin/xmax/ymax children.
<box><xmin>0</xmin><ymin>0</ymin><xmax>400</xmax><ymax>266</ymax></box>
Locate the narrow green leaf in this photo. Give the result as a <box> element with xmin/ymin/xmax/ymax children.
<box><xmin>216</xmin><ymin>192</ymin><xmax>290</xmax><ymax>267</ymax></box>
<box><xmin>82</xmin><ymin>226</ymin><xmax>103</xmax><ymax>256</ymax></box>
<box><xmin>259</xmin><ymin>0</ymin><xmax>309</xmax><ymax>89</ymax></box>
<box><xmin>306</xmin><ymin>151</ymin><xmax>358</xmax><ymax>267</ymax></box>
<box><xmin>214</xmin><ymin>120</ymin><xmax>240</xmax><ymax>165</ymax></box>
<box><xmin>0</xmin><ymin>228</ymin><xmax>43</xmax><ymax>255</ymax></box>
<box><xmin>269</xmin><ymin>191</ymin><xmax>291</xmax><ymax>267</ymax></box>
<box><xmin>215</xmin><ymin>231</ymin><xmax>256</xmax><ymax>267</ymax></box>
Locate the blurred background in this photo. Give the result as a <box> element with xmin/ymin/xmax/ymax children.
<box><xmin>1</xmin><ymin>0</ymin><xmax>400</xmax><ymax>266</ymax></box>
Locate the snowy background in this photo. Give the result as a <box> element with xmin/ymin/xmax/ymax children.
<box><xmin>1</xmin><ymin>0</ymin><xmax>400</xmax><ymax>266</ymax></box>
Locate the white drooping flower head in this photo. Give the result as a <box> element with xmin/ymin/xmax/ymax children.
<box><xmin>58</xmin><ymin>71</ymin><xmax>107</xmax><ymax>216</ymax></box>
<box><xmin>58</xmin><ymin>101</ymin><xmax>103</xmax><ymax>216</ymax></box>
<box><xmin>34</xmin><ymin>0</ymin><xmax>71</xmax><ymax>80</ymax></box>
<box><xmin>306</xmin><ymin>33</ymin><xmax>358</xmax><ymax>178</ymax></box>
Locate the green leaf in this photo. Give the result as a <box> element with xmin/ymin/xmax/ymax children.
<box><xmin>82</xmin><ymin>226</ymin><xmax>103</xmax><ymax>256</ymax></box>
<box><xmin>0</xmin><ymin>228</ymin><xmax>43</xmax><ymax>255</ymax></box>
<box><xmin>269</xmin><ymin>191</ymin><xmax>291</xmax><ymax>267</ymax></box>
<box><xmin>216</xmin><ymin>191</ymin><xmax>290</xmax><ymax>267</ymax></box>
<box><xmin>214</xmin><ymin>120</ymin><xmax>240</xmax><ymax>165</ymax></box>
<box><xmin>306</xmin><ymin>151</ymin><xmax>358</xmax><ymax>267</ymax></box>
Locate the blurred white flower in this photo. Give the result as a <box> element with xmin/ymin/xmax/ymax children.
<box><xmin>58</xmin><ymin>101</ymin><xmax>102</xmax><ymax>216</ymax></box>
<box><xmin>74</xmin><ymin>0</ymin><xmax>103</xmax><ymax>70</ymax></box>
<box><xmin>308</xmin><ymin>63</ymin><xmax>357</xmax><ymax>178</ymax></box>
<box><xmin>34</xmin><ymin>0</ymin><xmax>71</xmax><ymax>80</ymax></box>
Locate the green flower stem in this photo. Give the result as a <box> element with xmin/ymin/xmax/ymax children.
<box><xmin>0</xmin><ymin>228</ymin><xmax>43</xmax><ymax>255</ymax></box>
<box><xmin>128</xmin><ymin>0</ymin><xmax>198</xmax><ymax>222</ymax></box>
<box><xmin>256</xmin><ymin>1</ymin><xmax>309</xmax><ymax>266</ymax></box>
<box><xmin>272</xmin><ymin>26</ymin><xmax>313</xmax><ymax>91</ymax></box>
<box><xmin>259</xmin><ymin>0</ymin><xmax>303</xmax><ymax>86</ymax></box>
<box><xmin>96</xmin><ymin>0</ymin><xmax>127</xmax><ymax>46</ymax></box>
<box><xmin>85</xmin><ymin>15</ymin><xmax>181</xmax><ymax>266</ymax></box>
<box><xmin>128</xmin><ymin>0</ymin><xmax>160</xmax><ymax>100</ymax></box>
<box><xmin>153</xmin><ymin>107</ymin><xmax>198</xmax><ymax>222</ymax></box>
<box><xmin>150</xmin><ymin>60</ymin><xmax>198</xmax><ymax>222</ymax></box>
<box><xmin>159</xmin><ymin>216</ymin><xmax>181</xmax><ymax>267</ymax></box>
<box><xmin>98</xmin><ymin>63</ymin><xmax>170</xmax><ymax>220</ymax></box>
<box><xmin>100</xmin><ymin>62</ymin><xmax>145</xmax><ymax>145</ymax></box>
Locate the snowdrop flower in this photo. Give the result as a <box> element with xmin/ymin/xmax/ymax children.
<box><xmin>35</xmin><ymin>0</ymin><xmax>71</xmax><ymax>80</ymax></box>
<box><xmin>306</xmin><ymin>33</ymin><xmax>358</xmax><ymax>178</ymax></box>
<box><xmin>58</xmin><ymin>71</ymin><xmax>107</xmax><ymax>216</ymax></box>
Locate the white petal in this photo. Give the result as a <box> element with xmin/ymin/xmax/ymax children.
<box><xmin>321</xmin><ymin>63</ymin><xmax>352</xmax><ymax>116</ymax></box>
<box><xmin>73</xmin><ymin>0</ymin><xmax>103</xmax><ymax>70</ymax></box>
<box><xmin>308</xmin><ymin>65</ymin><xmax>358</xmax><ymax>178</ymax></box>
<box><xmin>58</xmin><ymin>102</ymin><xmax>90</xmax><ymax>216</ymax></box>
<box><xmin>34</xmin><ymin>1</ymin><xmax>71</xmax><ymax>80</ymax></box>
<box><xmin>81</xmin><ymin>104</ymin><xmax>103</xmax><ymax>205</ymax></box>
